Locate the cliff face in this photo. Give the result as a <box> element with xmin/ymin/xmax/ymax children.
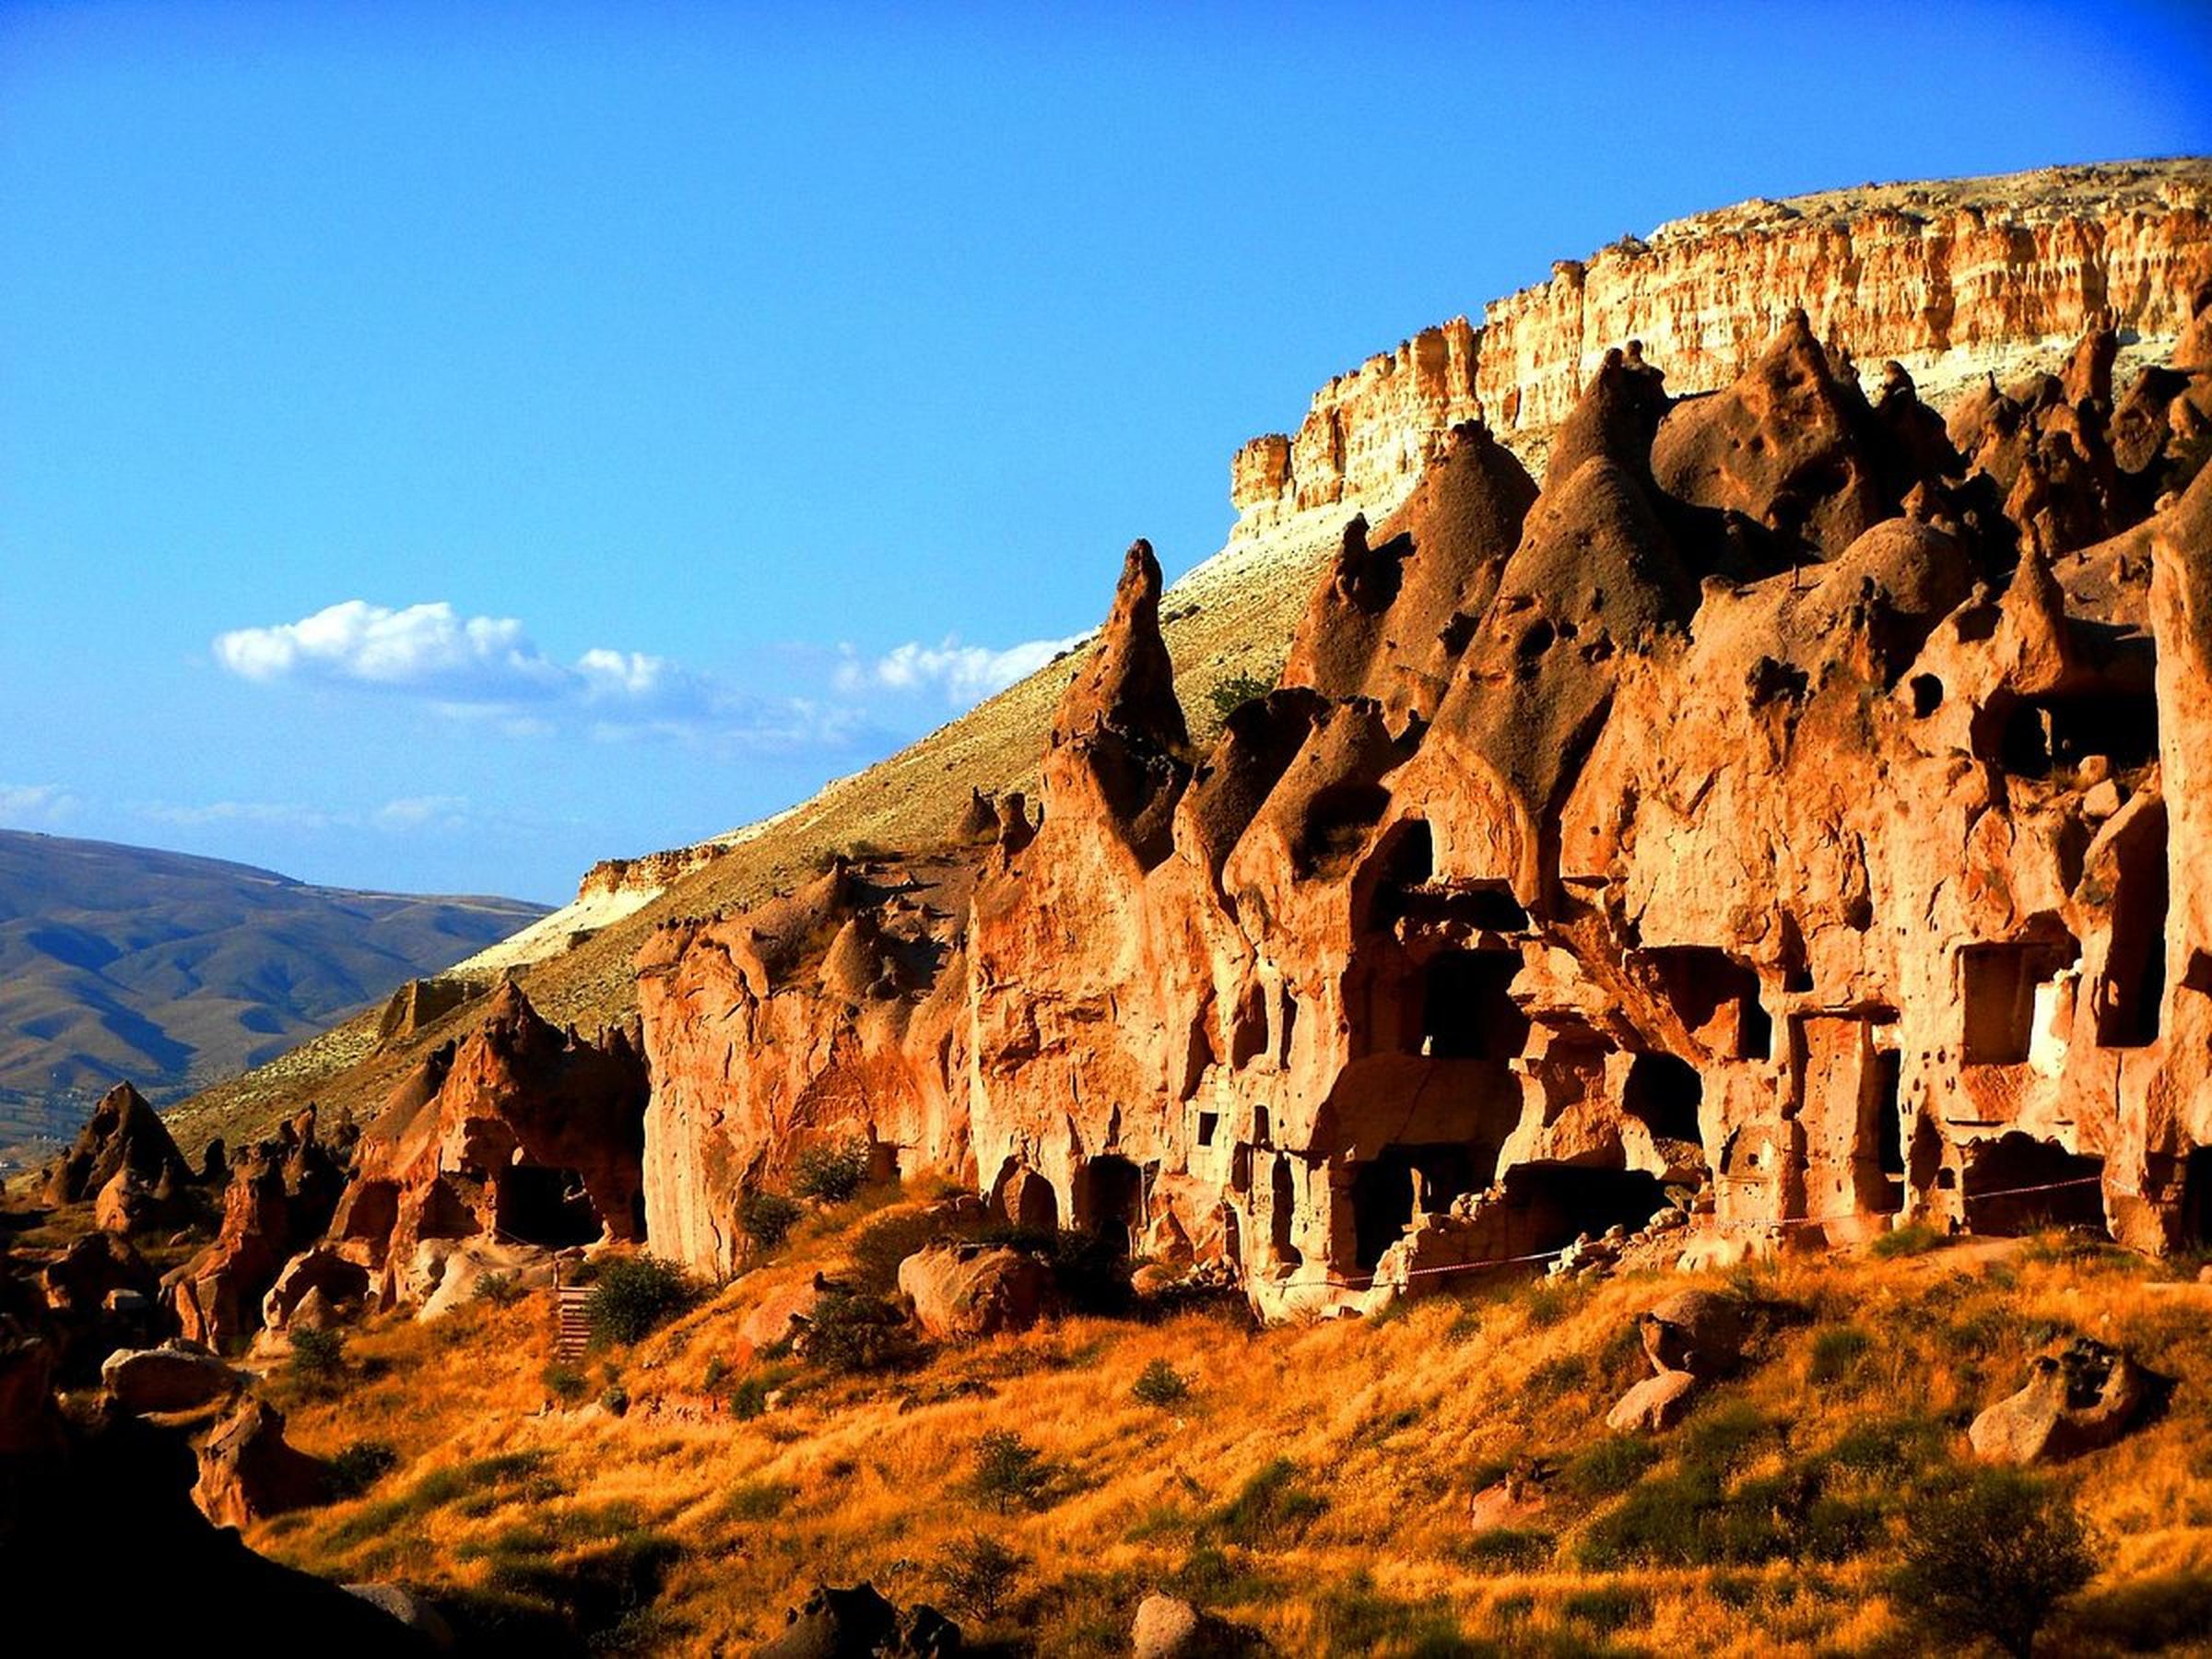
<box><xmin>1232</xmin><ymin>160</ymin><xmax>2212</xmax><ymax>528</ymax></box>
<box><xmin>625</xmin><ymin>274</ymin><xmax>2212</xmax><ymax>1315</ymax></box>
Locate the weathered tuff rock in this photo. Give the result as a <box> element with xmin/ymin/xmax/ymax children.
<box><xmin>1638</xmin><ymin>1290</ymin><xmax>1743</xmax><ymax>1379</ymax></box>
<box><xmin>1605</xmin><ymin>1370</ymin><xmax>1699</xmax><ymax>1434</ymax></box>
<box><xmin>635</xmin><ymin>285</ymin><xmax>2212</xmax><ymax>1320</ymax></box>
<box><xmin>167</xmin><ymin>1105</ymin><xmax>349</xmax><ymax>1352</ymax></box>
<box><xmin>897</xmin><ymin>1242</ymin><xmax>1055</xmax><ymax>1341</ymax></box>
<box><xmin>1231</xmin><ymin>161</ymin><xmax>2212</xmax><ymax>527</ymax></box>
<box><xmin>1132</xmin><ymin>1591</ymin><xmax>1265</xmax><ymax>1658</ymax></box>
<box><xmin>192</xmin><ymin>1394</ymin><xmax>333</xmax><ymax>1528</ymax></box>
<box><xmin>101</xmin><ymin>1341</ymin><xmax>243</xmax><ymax>1415</ymax></box>
<box><xmin>329</xmin><ymin>979</ymin><xmax>648</xmax><ymax>1307</ymax></box>
<box><xmin>1968</xmin><ymin>1337</ymin><xmax>2164</xmax><ymax>1464</ymax></box>
<box><xmin>43</xmin><ymin>1080</ymin><xmax>193</xmax><ymax>1208</ymax></box>
<box><xmin>756</xmin><ymin>1581</ymin><xmax>961</xmax><ymax>1657</ymax></box>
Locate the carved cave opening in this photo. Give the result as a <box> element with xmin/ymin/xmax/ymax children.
<box><xmin>1350</xmin><ymin>1143</ymin><xmax>1478</xmax><ymax>1270</ymax></box>
<box><xmin>1495</xmin><ymin>1163</ymin><xmax>1668</xmax><ymax>1258</ymax></box>
<box><xmin>1911</xmin><ymin>673</ymin><xmax>1944</xmax><ymax>717</ymax></box>
<box><xmin>1622</xmin><ymin>1053</ymin><xmax>1703</xmax><ymax>1144</ymax></box>
<box><xmin>1795</xmin><ymin>1015</ymin><xmax>1907</xmax><ymax>1218</ymax></box>
<box><xmin>1997</xmin><ymin>691</ymin><xmax>2159</xmax><ymax>779</ymax></box>
<box><xmin>1645</xmin><ymin>947</ymin><xmax>1772</xmax><ymax>1060</ymax></box>
<box><xmin>496</xmin><ymin>1163</ymin><xmax>601</xmax><ymax>1249</ymax></box>
<box><xmin>1075</xmin><ymin>1154</ymin><xmax>1146</xmax><ymax>1254</ymax></box>
<box><xmin>1269</xmin><ymin>1155</ymin><xmax>1301</xmax><ymax>1265</ymax></box>
<box><xmin>1962</xmin><ymin>1132</ymin><xmax>2107</xmax><ymax>1237</ymax></box>
<box><xmin>1960</xmin><ymin>936</ymin><xmax>2078</xmax><ymax>1065</ymax></box>
<box><xmin>2097</xmin><ymin>818</ymin><xmax>2168</xmax><ymax>1050</ymax></box>
<box><xmin>1417</xmin><ymin>950</ymin><xmax>1529</xmax><ymax>1060</ymax></box>
<box><xmin>1369</xmin><ymin>820</ymin><xmax>1531</xmax><ymax>934</ymax></box>
<box><xmin>340</xmin><ymin>1179</ymin><xmax>400</xmax><ymax>1250</ymax></box>
<box><xmin>2184</xmin><ymin>1147</ymin><xmax>2212</xmax><ymax>1246</ymax></box>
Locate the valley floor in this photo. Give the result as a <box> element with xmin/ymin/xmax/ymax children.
<box><xmin>247</xmin><ymin>1193</ymin><xmax>2212</xmax><ymax>1656</ymax></box>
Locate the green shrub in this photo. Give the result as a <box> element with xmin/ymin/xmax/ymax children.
<box><xmin>724</xmin><ymin>1479</ymin><xmax>796</xmax><ymax>1522</ymax></box>
<box><xmin>1312</xmin><ymin>1571</ymin><xmax>1467</xmax><ymax>1653</ymax></box>
<box><xmin>738</xmin><ymin>1190</ymin><xmax>805</xmax><ymax>1252</ymax></box>
<box><xmin>1563</xmin><ymin>1585</ymin><xmax>1647</xmax><ymax>1632</ymax></box>
<box><xmin>970</xmin><ymin>1429</ymin><xmax>1052</xmax><ymax>1512</ymax></box>
<box><xmin>1131</xmin><ymin>1359</ymin><xmax>1192</xmax><ymax>1408</ymax></box>
<box><xmin>1458</xmin><ymin>1527</ymin><xmax>1554</xmax><ymax>1570</ymax></box>
<box><xmin>288</xmin><ymin>1327</ymin><xmax>347</xmax><ymax>1389</ymax></box>
<box><xmin>932</xmin><ymin>1532</ymin><xmax>1027</xmax><ymax>1621</ymax></box>
<box><xmin>1560</xmin><ymin>1434</ymin><xmax>1659</xmax><ymax>1499</ymax></box>
<box><xmin>848</xmin><ymin>1206</ymin><xmax>951</xmax><ymax>1294</ymax></box>
<box><xmin>1892</xmin><ymin>1469</ymin><xmax>2098</xmax><ymax>1658</ymax></box>
<box><xmin>329</xmin><ymin>1440</ymin><xmax>399</xmax><ymax>1498</ymax></box>
<box><xmin>599</xmin><ymin>1382</ymin><xmax>630</xmax><ymax>1417</ymax></box>
<box><xmin>1809</xmin><ymin>1325</ymin><xmax>1871</xmax><ymax>1384</ymax></box>
<box><xmin>729</xmin><ymin>1365</ymin><xmax>798</xmax><ymax>1420</ymax></box>
<box><xmin>1870</xmin><ymin>1220</ymin><xmax>1947</xmax><ymax>1259</ymax></box>
<box><xmin>1206</xmin><ymin>671</ymin><xmax>1274</xmax><ymax>726</ymax></box>
<box><xmin>795</xmin><ymin>1290</ymin><xmax>919</xmax><ymax>1374</ymax></box>
<box><xmin>793</xmin><ymin>1138</ymin><xmax>872</xmax><ymax>1205</ymax></box>
<box><xmin>473</xmin><ymin>1270</ymin><xmax>524</xmax><ymax>1308</ymax></box>
<box><xmin>584</xmin><ymin>1255</ymin><xmax>697</xmax><ymax>1347</ymax></box>
<box><xmin>1211</xmin><ymin>1457</ymin><xmax>1325</xmax><ymax>1547</ymax></box>
<box><xmin>541</xmin><ymin>1362</ymin><xmax>589</xmax><ymax>1405</ymax></box>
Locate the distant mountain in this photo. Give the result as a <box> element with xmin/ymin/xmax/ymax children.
<box><xmin>0</xmin><ymin>830</ymin><xmax>547</xmax><ymax>1159</ymax></box>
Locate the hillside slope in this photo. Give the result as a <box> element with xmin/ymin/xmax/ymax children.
<box><xmin>0</xmin><ymin>830</ymin><xmax>546</xmax><ymax>1159</ymax></box>
<box><xmin>167</xmin><ymin>155</ymin><xmax>2212</xmax><ymax>1159</ymax></box>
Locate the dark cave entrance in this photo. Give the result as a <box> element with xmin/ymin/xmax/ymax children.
<box><xmin>1622</xmin><ymin>1053</ymin><xmax>1703</xmax><ymax>1144</ymax></box>
<box><xmin>1996</xmin><ymin>690</ymin><xmax>2159</xmax><ymax>779</ymax></box>
<box><xmin>1417</xmin><ymin>950</ymin><xmax>1529</xmax><ymax>1060</ymax></box>
<box><xmin>1643</xmin><ymin>947</ymin><xmax>1772</xmax><ymax>1061</ymax></box>
<box><xmin>340</xmin><ymin>1180</ymin><xmax>400</xmax><ymax>1251</ymax></box>
<box><xmin>1269</xmin><ymin>1156</ymin><xmax>1301</xmax><ymax>1266</ymax></box>
<box><xmin>2098</xmin><ymin>810</ymin><xmax>2169</xmax><ymax>1050</ymax></box>
<box><xmin>1961</xmin><ymin>937</ymin><xmax>2078</xmax><ymax>1065</ymax></box>
<box><xmin>496</xmin><ymin>1163</ymin><xmax>601</xmax><ymax>1249</ymax></box>
<box><xmin>1496</xmin><ymin>1163</ymin><xmax>1668</xmax><ymax>1258</ymax></box>
<box><xmin>1962</xmin><ymin>1133</ymin><xmax>2107</xmax><ymax>1237</ymax></box>
<box><xmin>1075</xmin><ymin>1155</ymin><xmax>1145</xmax><ymax>1254</ymax></box>
<box><xmin>1350</xmin><ymin>1144</ymin><xmax>1477</xmax><ymax>1270</ymax></box>
<box><xmin>2183</xmin><ymin>1148</ymin><xmax>2212</xmax><ymax>1247</ymax></box>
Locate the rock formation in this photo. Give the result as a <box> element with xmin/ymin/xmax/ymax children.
<box><xmin>327</xmin><ymin>980</ymin><xmax>649</xmax><ymax>1308</ymax></box>
<box><xmin>629</xmin><ymin>276</ymin><xmax>2212</xmax><ymax>1318</ymax></box>
<box><xmin>1231</xmin><ymin>160</ymin><xmax>2212</xmax><ymax>530</ymax></box>
<box><xmin>42</xmin><ymin>1081</ymin><xmax>193</xmax><ymax>1209</ymax></box>
<box><xmin>167</xmin><ymin>1107</ymin><xmax>349</xmax><ymax>1351</ymax></box>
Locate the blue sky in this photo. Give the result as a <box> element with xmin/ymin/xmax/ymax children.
<box><xmin>3</xmin><ymin>1</ymin><xmax>2208</xmax><ymax>903</ymax></box>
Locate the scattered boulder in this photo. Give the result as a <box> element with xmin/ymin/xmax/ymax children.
<box><xmin>739</xmin><ymin>1278</ymin><xmax>826</xmax><ymax>1352</ymax></box>
<box><xmin>756</xmin><ymin>1581</ymin><xmax>961</xmax><ymax>1656</ymax></box>
<box><xmin>1969</xmin><ymin>1337</ymin><xmax>2166</xmax><ymax>1465</ymax></box>
<box><xmin>101</xmin><ymin>1342</ymin><xmax>243</xmax><ymax>1416</ymax></box>
<box><xmin>411</xmin><ymin>1236</ymin><xmax>560</xmax><ymax>1321</ymax></box>
<box><xmin>262</xmin><ymin>1244</ymin><xmax>372</xmax><ymax>1333</ymax></box>
<box><xmin>1637</xmin><ymin>1290</ymin><xmax>1743</xmax><ymax>1378</ymax></box>
<box><xmin>898</xmin><ymin>1243</ymin><xmax>1056</xmax><ymax>1341</ymax></box>
<box><xmin>344</xmin><ymin>1585</ymin><xmax>457</xmax><ymax>1650</ymax></box>
<box><xmin>1605</xmin><ymin>1369</ymin><xmax>1699</xmax><ymax>1433</ymax></box>
<box><xmin>193</xmin><ymin>1395</ymin><xmax>333</xmax><ymax>1528</ymax></box>
<box><xmin>1132</xmin><ymin>1591</ymin><xmax>1264</xmax><ymax>1657</ymax></box>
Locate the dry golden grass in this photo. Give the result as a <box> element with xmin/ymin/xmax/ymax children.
<box><xmin>247</xmin><ymin>1205</ymin><xmax>2212</xmax><ymax>1656</ymax></box>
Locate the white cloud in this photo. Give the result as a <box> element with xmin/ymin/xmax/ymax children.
<box><xmin>137</xmin><ymin>799</ymin><xmax>338</xmax><ymax>830</ymax></box>
<box><xmin>214</xmin><ymin>598</ymin><xmax>854</xmax><ymax>752</ymax></box>
<box><xmin>836</xmin><ymin>632</ymin><xmax>1088</xmax><ymax>708</ymax></box>
<box><xmin>0</xmin><ymin>782</ymin><xmax>82</xmax><ymax>827</ymax></box>
<box><xmin>374</xmin><ymin>794</ymin><xmax>471</xmax><ymax>831</ymax></box>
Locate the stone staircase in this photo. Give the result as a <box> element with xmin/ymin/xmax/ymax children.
<box><xmin>554</xmin><ymin>1281</ymin><xmax>592</xmax><ymax>1362</ymax></box>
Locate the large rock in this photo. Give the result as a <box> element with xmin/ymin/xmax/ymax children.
<box><xmin>44</xmin><ymin>1082</ymin><xmax>192</xmax><ymax>1207</ymax></box>
<box><xmin>756</xmin><ymin>1581</ymin><xmax>964</xmax><ymax>1658</ymax></box>
<box><xmin>102</xmin><ymin>1343</ymin><xmax>243</xmax><ymax>1416</ymax></box>
<box><xmin>193</xmin><ymin>1395</ymin><xmax>332</xmax><ymax>1528</ymax></box>
<box><xmin>1969</xmin><ymin>1338</ymin><xmax>2164</xmax><ymax>1464</ymax></box>
<box><xmin>262</xmin><ymin>1244</ymin><xmax>372</xmax><ymax>1333</ymax></box>
<box><xmin>1637</xmin><ymin>1290</ymin><xmax>1743</xmax><ymax>1379</ymax></box>
<box><xmin>167</xmin><ymin>1106</ymin><xmax>348</xmax><ymax>1353</ymax></box>
<box><xmin>410</xmin><ymin>1236</ymin><xmax>559</xmax><ymax>1322</ymax></box>
<box><xmin>898</xmin><ymin>1244</ymin><xmax>1055</xmax><ymax>1341</ymax></box>
<box><xmin>1133</xmin><ymin>1591</ymin><xmax>1263</xmax><ymax>1657</ymax></box>
<box><xmin>1605</xmin><ymin>1370</ymin><xmax>1700</xmax><ymax>1433</ymax></box>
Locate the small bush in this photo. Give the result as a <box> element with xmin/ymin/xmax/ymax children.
<box><xmin>1206</xmin><ymin>671</ymin><xmax>1274</xmax><ymax>726</ymax></box>
<box><xmin>729</xmin><ymin>1364</ymin><xmax>798</xmax><ymax>1420</ymax></box>
<box><xmin>795</xmin><ymin>1291</ymin><xmax>920</xmax><ymax>1375</ymax></box>
<box><xmin>793</xmin><ymin>1138</ymin><xmax>872</xmax><ymax>1205</ymax></box>
<box><xmin>1560</xmin><ymin>1434</ymin><xmax>1659</xmax><ymax>1499</ymax></box>
<box><xmin>288</xmin><ymin>1327</ymin><xmax>347</xmax><ymax>1389</ymax></box>
<box><xmin>473</xmin><ymin>1270</ymin><xmax>524</xmax><ymax>1308</ymax></box>
<box><xmin>541</xmin><ymin>1362</ymin><xmax>589</xmax><ymax>1405</ymax></box>
<box><xmin>1458</xmin><ymin>1527</ymin><xmax>1555</xmax><ymax>1570</ymax></box>
<box><xmin>600</xmin><ymin>1382</ymin><xmax>630</xmax><ymax>1417</ymax></box>
<box><xmin>1131</xmin><ymin>1359</ymin><xmax>1192</xmax><ymax>1408</ymax></box>
<box><xmin>329</xmin><ymin>1440</ymin><xmax>399</xmax><ymax>1498</ymax></box>
<box><xmin>724</xmin><ymin>1479</ymin><xmax>796</xmax><ymax>1522</ymax></box>
<box><xmin>1563</xmin><ymin>1585</ymin><xmax>1647</xmax><ymax>1633</ymax></box>
<box><xmin>738</xmin><ymin>1190</ymin><xmax>805</xmax><ymax>1252</ymax></box>
<box><xmin>1870</xmin><ymin>1220</ymin><xmax>1947</xmax><ymax>1259</ymax></box>
<box><xmin>1212</xmin><ymin>1457</ymin><xmax>1325</xmax><ymax>1547</ymax></box>
<box><xmin>1893</xmin><ymin>1469</ymin><xmax>2099</xmax><ymax>1658</ymax></box>
<box><xmin>932</xmin><ymin>1532</ymin><xmax>1026</xmax><ymax>1622</ymax></box>
<box><xmin>1313</xmin><ymin>1571</ymin><xmax>1467</xmax><ymax>1653</ymax></box>
<box><xmin>584</xmin><ymin>1255</ymin><xmax>697</xmax><ymax>1347</ymax></box>
<box><xmin>1808</xmin><ymin>1325</ymin><xmax>1871</xmax><ymax>1384</ymax></box>
<box><xmin>848</xmin><ymin>1206</ymin><xmax>950</xmax><ymax>1294</ymax></box>
<box><xmin>970</xmin><ymin>1429</ymin><xmax>1052</xmax><ymax>1512</ymax></box>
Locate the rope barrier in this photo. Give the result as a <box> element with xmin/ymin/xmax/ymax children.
<box><xmin>1258</xmin><ymin>1173</ymin><xmax>2109</xmax><ymax>1295</ymax></box>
